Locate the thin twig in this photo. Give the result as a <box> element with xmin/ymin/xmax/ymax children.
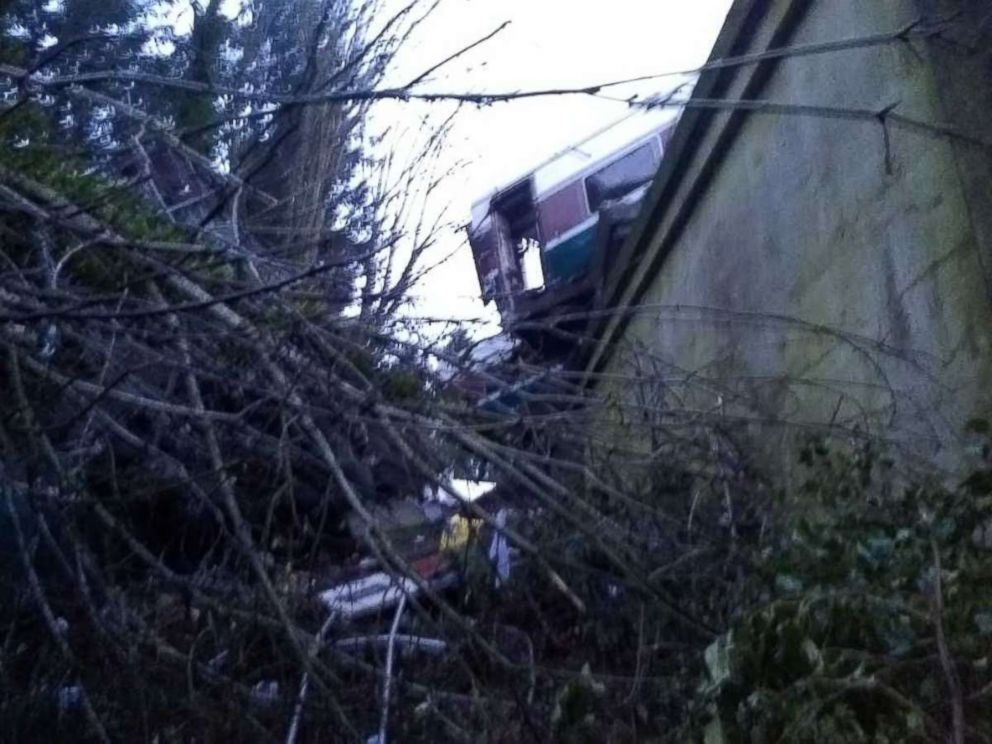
<box><xmin>379</xmin><ymin>593</ymin><xmax>408</xmax><ymax>744</ymax></box>
<box><xmin>405</xmin><ymin>21</ymin><xmax>511</xmax><ymax>87</ymax></box>
<box><xmin>931</xmin><ymin>539</ymin><xmax>965</xmax><ymax>744</ymax></box>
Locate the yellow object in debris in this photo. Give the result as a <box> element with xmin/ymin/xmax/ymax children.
<box><xmin>440</xmin><ymin>514</ymin><xmax>481</xmax><ymax>552</ymax></box>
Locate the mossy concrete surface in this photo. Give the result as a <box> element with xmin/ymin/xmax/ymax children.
<box><xmin>596</xmin><ymin>0</ymin><xmax>992</xmax><ymax>473</ymax></box>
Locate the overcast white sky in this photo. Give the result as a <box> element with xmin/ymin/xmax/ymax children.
<box><xmin>372</xmin><ymin>0</ymin><xmax>734</xmax><ymax>333</ymax></box>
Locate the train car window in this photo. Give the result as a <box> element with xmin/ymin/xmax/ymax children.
<box><xmin>584</xmin><ymin>142</ymin><xmax>658</xmax><ymax>213</ymax></box>
<box><xmin>538</xmin><ymin>180</ymin><xmax>589</xmax><ymax>244</ymax></box>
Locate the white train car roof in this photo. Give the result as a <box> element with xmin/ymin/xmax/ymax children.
<box><xmin>470</xmin><ymin>107</ymin><xmax>675</xmax><ymax>228</ymax></box>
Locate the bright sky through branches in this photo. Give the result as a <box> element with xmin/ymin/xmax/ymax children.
<box><xmin>375</xmin><ymin>0</ymin><xmax>733</xmax><ymax>331</ymax></box>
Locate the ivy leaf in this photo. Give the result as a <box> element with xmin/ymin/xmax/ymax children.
<box><xmin>704</xmin><ymin>633</ymin><xmax>734</xmax><ymax>687</ymax></box>
<box><xmin>857</xmin><ymin>536</ymin><xmax>894</xmax><ymax>569</ymax></box>
<box><xmin>775</xmin><ymin>574</ymin><xmax>803</xmax><ymax>595</ymax></box>
<box><xmin>975</xmin><ymin>610</ymin><xmax>992</xmax><ymax>636</ymax></box>
<box><xmin>801</xmin><ymin>637</ymin><xmax>823</xmax><ymax>673</ymax></box>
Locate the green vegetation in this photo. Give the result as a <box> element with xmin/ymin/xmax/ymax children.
<box><xmin>677</xmin><ymin>434</ymin><xmax>992</xmax><ymax>743</ymax></box>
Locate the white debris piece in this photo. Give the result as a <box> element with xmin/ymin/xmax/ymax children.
<box><xmin>334</xmin><ymin>634</ymin><xmax>448</xmax><ymax>656</ymax></box>
<box><xmin>56</xmin><ymin>685</ymin><xmax>82</xmax><ymax>711</ymax></box>
<box><xmin>207</xmin><ymin>650</ymin><xmax>229</xmax><ymax>672</ymax></box>
<box><xmin>444</xmin><ymin>479</ymin><xmax>496</xmax><ymax>504</ymax></box>
<box><xmin>251</xmin><ymin>680</ymin><xmax>280</xmax><ymax>705</ymax></box>
<box><xmin>488</xmin><ymin>508</ymin><xmax>511</xmax><ymax>586</ymax></box>
<box><xmin>318</xmin><ymin>572</ymin><xmax>418</xmax><ymax>620</ymax></box>
<box><xmin>53</xmin><ymin>616</ymin><xmax>69</xmax><ymax>636</ymax></box>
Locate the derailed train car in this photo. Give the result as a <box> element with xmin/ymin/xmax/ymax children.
<box><xmin>468</xmin><ymin>110</ymin><xmax>675</xmax><ymax>331</ymax></box>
